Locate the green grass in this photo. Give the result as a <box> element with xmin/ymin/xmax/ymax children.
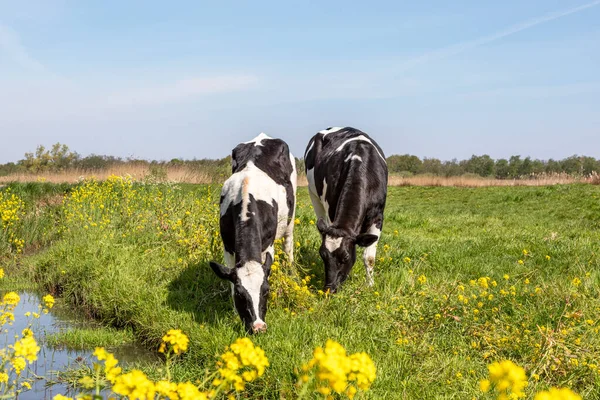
<box><xmin>46</xmin><ymin>327</ymin><xmax>136</xmax><ymax>351</ymax></box>
<box><xmin>6</xmin><ymin>182</ymin><xmax>600</xmax><ymax>398</ymax></box>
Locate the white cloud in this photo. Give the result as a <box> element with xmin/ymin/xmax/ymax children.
<box><xmin>396</xmin><ymin>0</ymin><xmax>600</xmax><ymax>72</ymax></box>
<box><xmin>0</xmin><ymin>74</ymin><xmax>260</xmax><ymax>123</ymax></box>
<box><xmin>0</xmin><ymin>23</ymin><xmax>46</xmax><ymax>72</ymax></box>
<box><xmin>104</xmin><ymin>75</ymin><xmax>259</xmax><ymax>108</ymax></box>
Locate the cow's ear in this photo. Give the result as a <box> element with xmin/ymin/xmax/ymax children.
<box><xmin>262</xmin><ymin>253</ymin><xmax>273</xmax><ymax>278</ymax></box>
<box><xmin>316</xmin><ymin>218</ymin><xmax>328</xmax><ymax>234</ymax></box>
<box><xmin>210</xmin><ymin>261</ymin><xmax>235</xmax><ymax>282</ymax></box>
<box><xmin>355</xmin><ymin>233</ymin><xmax>379</xmax><ymax>248</ymax></box>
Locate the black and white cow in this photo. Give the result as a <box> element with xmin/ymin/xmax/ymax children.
<box><xmin>304</xmin><ymin>127</ymin><xmax>388</xmax><ymax>293</ymax></box>
<box><xmin>210</xmin><ymin>133</ymin><xmax>297</xmax><ymax>333</ymax></box>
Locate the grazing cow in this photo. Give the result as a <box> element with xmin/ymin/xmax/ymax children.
<box><xmin>210</xmin><ymin>133</ymin><xmax>297</xmax><ymax>333</ymax></box>
<box><xmin>304</xmin><ymin>127</ymin><xmax>388</xmax><ymax>293</ymax></box>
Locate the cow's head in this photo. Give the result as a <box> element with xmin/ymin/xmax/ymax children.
<box><xmin>209</xmin><ymin>253</ymin><xmax>273</xmax><ymax>333</ymax></box>
<box><xmin>316</xmin><ymin>218</ymin><xmax>378</xmax><ymax>293</ymax></box>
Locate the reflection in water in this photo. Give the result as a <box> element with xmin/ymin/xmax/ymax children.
<box><xmin>3</xmin><ymin>291</ymin><xmax>157</xmax><ymax>400</ymax></box>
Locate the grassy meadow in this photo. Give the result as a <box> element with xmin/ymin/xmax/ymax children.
<box><xmin>1</xmin><ymin>178</ymin><xmax>600</xmax><ymax>398</ymax></box>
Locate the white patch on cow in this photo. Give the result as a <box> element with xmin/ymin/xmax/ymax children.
<box><xmin>244</xmin><ymin>132</ymin><xmax>271</xmax><ymax>146</ymax></box>
<box><xmin>220</xmin><ymin>162</ymin><xmax>289</xmax><ymax>237</ymax></box>
<box><xmin>325</xmin><ymin>235</ymin><xmax>343</xmax><ymax>252</ymax></box>
<box><xmin>307</xmin><ymin>168</ymin><xmax>329</xmax><ymax>224</ymax></box>
<box><xmin>362</xmin><ymin>224</ymin><xmax>381</xmax><ymax>286</ymax></box>
<box><xmin>305</xmin><ymin>140</ymin><xmax>314</xmax><ymax>159</ymax></box>
<box><xmin>262</xmin><ymin>245</ymin><xmax>274</xmax><ymax>264</ymax></box>
<box><xmin>320</xmin><ymin>178</ymin><xmax>331</xmax><ymax>223</ymax></box>
<box><xmin>237</xmin><ymin>261</ymin><xmax>265</xmax><ymax>324</ymax></box>
<box><xmin>319</xmin><ymin>127</ymin><xmax>345</xmax><ymax>135</ymax></box>
<box><xmin>344</xmin><ymin>154</ymin><xmax>363</xmax><ymax>162</ymax></box>
<box><xmin>335</xmin><ymin>135</ymin><xmax>386</xmax><ymax>163</ymax></box>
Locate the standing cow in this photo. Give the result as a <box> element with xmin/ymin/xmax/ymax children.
<box><xmin>304</xmin><ymin>127</ymin><xmax>388</xmax><ymax>293</ymax></box>
<box><xmin>210</xmin><ymin>133</ymin><xmax>297</xmax><ymax>333</ymax></box>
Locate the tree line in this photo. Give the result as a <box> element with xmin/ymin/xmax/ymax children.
<box><xmin>1</xmin><ymin>143</ymin><xmax>599</xmax><ymax>179</ymax></box>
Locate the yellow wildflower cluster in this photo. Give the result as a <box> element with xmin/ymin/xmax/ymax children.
<box><xmin>300</xmin><ymin>340</ymin><xmax>376</xmax><ymax>399</ymax></box>
<box><xmin>479</xmin><ymin>360</ymin><xmax>582</xmax><ymax>400</ymax></box>
<box><xmin>268</xmin><ymin>239</ymin><xmax>315</xmax><ymax>311</ymax></box>
<box><xmin>159</xmin><ymin>329</ymin><xmax>189</xmax><ymax>355</ymax></box>
<box><xmin>0</xmin><ymin>291</ymin><xmax>43</xmax><ymax>398</ymax></box>
<box><xmin>534</xmin><ymin>387</ymin><xmax>582</xmax><ymax>400</ymax></box>
<box><xmin>214</xmin><ymin>338</ymin><xmax>269</xmax><ymax>392</ymax></box>
<box><xmin>42</xmin><ymin>294</ymin><xmax>55</xmax><ymax>309</ymax></box>
<box><xmin>480</xmin><ymin>360</ymin><xmax>527</xmax><ymax>399</ymax></box>
<box><xmin>12</xmin><ymin>335</ymin><xmax>40</xmax><ymax>363</ymax></box>
<box><xmin>0</xmin><ymin>189</ymin><xmax>25</xmax><ymax>254</ymax></box>
<box><xmin>59</xmin><ymin>332</ymin><xmax>210</xmax><ymax>399</ymax></box>
<box><xmin>94</xmin><ymin>347</ymin><xmax>123</xmax><ymax>383</ymax></box>
<box><xmin>61</xmin><ymin>176</ymin><xmax>221</xmax><ymax>264</ymax></box>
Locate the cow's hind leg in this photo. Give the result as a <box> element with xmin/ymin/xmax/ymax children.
<box><xmin>362</xmin><ymin>224</ymin><xmax>382</xmax><ymax>286</ymax></box>
<box><xmin>283</xmin><ymin>219</ymin><xmax>294</xmax><ymax>264</ymax></box>
<box><xmin>309</xmin><ymin>191</ymin><xmax>328</xmax><ymax>224</ymax></box>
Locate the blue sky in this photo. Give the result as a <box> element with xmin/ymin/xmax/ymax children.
<box><xmin>1</xmin><ymin>0</ymin><xmax>599</xmax><ymax>163</ymax></box>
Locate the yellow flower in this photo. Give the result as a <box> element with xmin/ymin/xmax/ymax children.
<box><xmin>479</xmin><ymin>379</ymin><xmax>491</xmax><ymax>392</ymax></box>
<box><xmin>534</xmin><ymin>387</ymin><xmax>581</xmax><ymax>400</ymax></box>
<box><xmin>42</xmin><ymin>294</ymin><xmax>55</xmax><ymax>309</ymax></box>
<box><xmin>13</xmin><ymin>335</ymin><xmax>40</xmax><ymax>363</ymax></box>
<box><xmin>12</xmin><ymin>356</ymin><xmax>26</xmax><ymax>374</ymax></box>
<box><xmin>545</xmin><ymin>255</ymin><xmax>551</xmax><ymax>260</ymax></box>
<box><xmin>485</xmin><ymin>360</ymin><xmax>527</xmax><ymax>398</ymax></box>
<box><xmin>21</xmin><ymin>381</ymin><xmax>31</xmax><ymax>390</ymax></box>
<box><xmin>301</xmin><ymin>340</ymin><xmax>376</xmax><ymax>397</ymax></box>
<box><xmin>112</xmin><ymin>369</ymin><xmax>155</xmax><ymax>399</ymax></box>
<box><xmin>572</xmin><ymin>277</ymin><xmax>581</xmax><ymax>286</ymax></box>
<box><xmin>2</xmin><ymin>291</ymin><xmax>20</xmax><ymax>306</ymax></box>
<box><xmin>0</xmin><ymin>372</ymin><xmax>8</xmax><ymax>383</ymax></box>
<box><xmin>503</xmin><ymin>274</ymin><xmax>510</xmax><ymax>280</ymax></box>
<box><xmin>517</xmin><ymin>259</ymin><xmax>524</xmax><ymax>265</ymax></box>
<box><xmin>403</xmin><ymin>257</ymin><xmax>411</xmax><ymax>263</ymax></box>
<box><xmin>417</xmin><ymin>275</ymin><xmax>427</xmax><ymax>285</ymax></box>
<box><xmin>0</xmin><ymin>269</ymin><xmax>4</xmax><ymax>279</ymax></box>
<box><xmin>294</xmin><ymin>218</ymin><xmax>300</xmax><ymax>225</ymax></box>
<box><xmin>161</xmin><ymin>329</ymin><xmax>189</xmax><ymax>355</ymax></box>
<box><xmin>155</xmin><ymin>380</ymin><xmax>178</xmax><ymax>398</ymax></box>
<box><xmin>176</xmin><ymin>382</ymin><xmax>208</xmax><ymax>399</ymax></box>
<box><xmin>215</xmin><ymin>338</ymin><xmax>269</xmax><ymax>392</ymax></box>
<box><xmin>53</xmin><ymin>395</ymin><xmax>73</xmax><ymax>400</ymax></box>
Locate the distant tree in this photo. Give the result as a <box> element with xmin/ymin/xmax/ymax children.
<box><xmin>386</xmin><ymin>154</ymin><xmax>422</xmax><ymax>174</ymax></box>
<box><xmin>495</xmin><ymin>159</ymin><xmax>510</xmax><ymax>179</ymax></box>
<box><xmin>518</xmin><ymin>157</ymin><xmax>533</xmax><ymax>177</ymax></box>
<box><xmin>545</xmin><ymin>159</ymin><xmax>561</xmax><ymax>174</ymax></box>
<box><xmin>464</xmin><ymin>155</ymin><xmax>495</xmax><ymax>177</ymax></box>
<box><xmin>421</xmin><ymin>158</ymin><xmax>442</xmax><ymax>175</ymax></box>
<box><xmin>561</xmin><ymin>156</ymin><xmax>582</xmax><ymax>175</ymax></box>
<box><xmin>508</xmin><ymin>156</ymin><xmax>522</xmax><ymax>178</ymax></box>
<box><xmin>441</xmin><ymin>159</ymin><xmax>463</xmax><ymax>177</ymax></box>
<box><xmin>530</xmin><ymin>159</ymin><xmax>545</xmax><ymax>175</ymax></box>
<box><xmin>581</xmin><ymin>156</ymin><xmax>599</xmax><ymax>175</ymax></box>
<box><xmin>19</xmin><ymin>143</ymin><xmax>78</xmax><ymax>172</ymax></box>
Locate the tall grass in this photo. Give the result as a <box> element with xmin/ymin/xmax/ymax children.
<box><xmin>1</xmin><ymin>167</ymin><xmax>592</xmax><ymax>187</ymax></box>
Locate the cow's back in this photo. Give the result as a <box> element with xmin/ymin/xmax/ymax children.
<box><xmin>220</xmin><ymin>134</ymin><xmax>297</xmax><ymax>259</ymax></box>
<box><xmin>305</xmin><ymin>127</ymin><xmax>387</xmax><ymax>227</ymax></box>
